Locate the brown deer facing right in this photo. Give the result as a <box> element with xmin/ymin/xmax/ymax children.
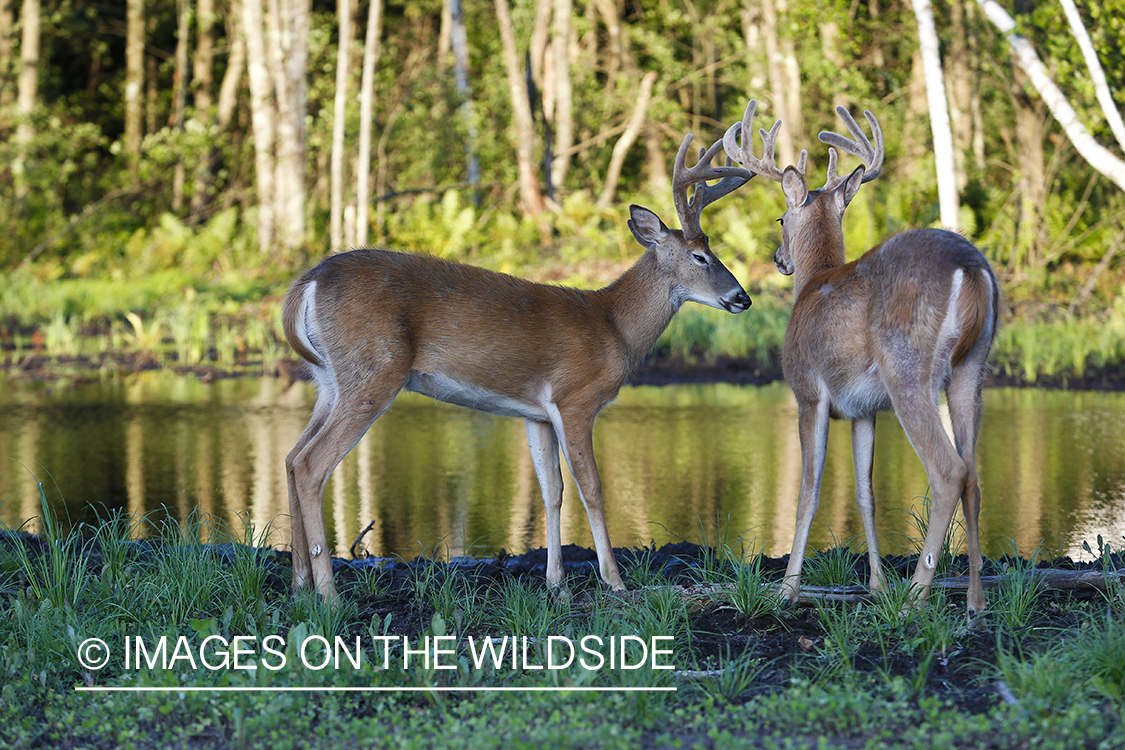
<box><xmin>724</xmin><ymin>101</ymin><xmax>998</xmax><ymax>615</ymax></box>
<box><xmin>282</xmin><ymin>130</ymin><xmax>755</xmax><ymax>601</ymax></box>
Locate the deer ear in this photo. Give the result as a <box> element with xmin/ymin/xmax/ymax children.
<box><xmin>627</xmin><ymin>205</ymin><xmax>670</xmax><ymax>249</ymax></box>
<box><xmin>781</xmin><ymin>167</ymin><xmax>808</xmax><ymax>210</ymax></box>
<box><xmin>838</xmin><ymin>165</ymin><xmax>866</xmax><ymax>210</ymax></box>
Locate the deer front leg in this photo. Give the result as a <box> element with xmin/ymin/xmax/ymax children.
<box><xmin>781</xmin><ymin>395</ymin><xmax>831</xmax><ymax>604</ymax></box>
<box><xmin>525</xmin><ymin>419</ymin><xmax>567</xmax><ymax>596</ymax></box>
<box><xmin>545</xmin><ymin>404</ymin><xmax>625</xmax><ymax>592</ymax></box>
<box><xmin>852</xmin><ymin>416</ymin><xmax>886</xmax><ymax>594</ymax></box>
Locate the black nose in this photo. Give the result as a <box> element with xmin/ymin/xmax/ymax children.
<box><xmin>724</xmin><ymin>291</ymin><xmax>751</xmax><ymax>312</ymax></box>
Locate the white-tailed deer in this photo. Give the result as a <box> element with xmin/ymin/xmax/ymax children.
<box><xmin>283</xmin><ymin>133</ymin><xmax>755</xmax><ymax>600</ymax></box>
<box><xmin>724</xmin><ymin>101</ymin><xmax>998</xmax><ymax>615</ymax></box>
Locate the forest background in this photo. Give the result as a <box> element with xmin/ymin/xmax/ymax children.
<box><xmin>2</xmin><ymin>0</ymin><xmax>1125</xmax><ymax>384</ymax></box>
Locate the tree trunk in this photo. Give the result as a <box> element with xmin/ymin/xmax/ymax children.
<box><xmin>945</xmin><ymin>0</ymin><xmax>971</xmax><ymax>189</ymax></box>
<box><xmin>171</xmin><ymin>0</ymin><xmax>191</xmax><ymax>212</ymax></box>
<box><xmin>778</xmin><ymin>4</ymin><xmax>801</xmax><ymax>148</ymax></box>
<box><xmin>911</xmin><ymin>0</ymin><xmax>961</xmax><ymax>230</ymax></box>
<box><xmin>146</xmin><ymin>15</ymin><xmax>159</xmax><ymax>136</ymax></box>
<box><xmin>356</xmin><ymin>0</ymin><xmax>383</xmax><ymax>247</ymax></box>
<box><xmin>1011</xmin><ymin>70</ymin><xmax>1047</xmax><ymax>271</ymax></box>
<box><xmin>216</xmin><ymin>0</ymin><xmax>245</xmax><ymax>131</ymax></box>
<box><xmin>448</xmin><ymin>0</ymin><xmax>480</xmax><ymax>206</ymax></box>
<box><xmin>550</xmin><ymin>0</ymin><xmax>573</xmax><ymax>190</ymax></box>
<box><xmin>330</xmin><ymin>0</ymin><xmax>352</xmax><ymax>250</ymax></box>
<box><xmin>242</xmin><ymin>0</ymin><xmax>276</xmax><ymax>252</ymax></box>
<box><xmin>13</xmin><ymin>0</ymin><xmax>39</xmax><ymax>198</ymax></box>
<box><xmin>268</xmin><ymin>0</ymin><xmax>311</xmax><ymax>250</ymax></box>
<box><xmin>494</xmin><ymin>0</ymin><xmax>545</xmax><ymax>217</ymax></box>
<box><xmin>438</xmin><ymin>0</ymin><xmax>452</xmax><ymax>64</ymax></box>
<box><xmin>191</xmin><ymin>0</ymin><xmax>216</xmax><ymax>220</ymax></box>
<box><xmin>597</xmin><ymin>70</ymin><xmax>656</xmax><ymax>209</ymax></box>
<box><xmin>530</xmin><ymin>0</ymin><xmax>551</xmax><ymax>88</ymax></box>
<box><xmin>0</xmin><ymin>0</ymin><xmax>14</xmax><ymax>116</ymax></box>
<box><xmin>760</xmin><ymin>0</ymin><xmax>795</xmax><ymax>167</ymax></box>
<box><xmin>123</xmin><ymin>0</ymin><xmax>143</xmax><ymax>184</ymax></box>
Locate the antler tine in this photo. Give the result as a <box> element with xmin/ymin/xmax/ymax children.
<box><xmin>672</xmin><ymin>132</ymin><xmax>753</xmax><ymax>240</ymax></box>
<box><xmin>795</xmin><ymin>148</ymin><xmax>808</xmax><ymax>176</ymax></box>
<box><xmin>722</xmin><ymin>99</ymin><xmax>788</xmax><ymax>183</ymax></box>
<box><xmin>817</xmin><ymin>105</ymin><xmax>884</xmax><ymax>190</ymax></box>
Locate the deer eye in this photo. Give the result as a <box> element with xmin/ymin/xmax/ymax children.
<box><xmin>691</xmin><ymin>252</ymin><xmax>708</xmax><ymax>265</ymax></box>
<box><xmin>776</xmin><ymin>218</ymin><xmax>784</xmax><ymax>226</ymax></box>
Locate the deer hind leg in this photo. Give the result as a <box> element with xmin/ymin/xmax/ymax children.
<box><xmin>289</xmin><ymin>370</ymin><xmax>405</xmax><ymax>600</ymax></box>
<box><xmin>886</xmin><ymin>378</ymin><xmax>967</xmax><ymax>606</ymax></box>
<box><xmin>782</xmin><ymin>394</ymin><xmax>831</xmax><ymax>604</ymax></box>
<box><xmin>946</xmin><ymin>352</ymin><xmax>990</xmax><ymax>616</ymax></box>
<box><xmin>852</xmin><ymin>416</ymin><xmax>885</xmax><ymax>594</ymax></box>
<box><xmin>287</xmin><ymin>373</ymin><xmax>337</xmax><ymax>592</ymax></box>
<box><xmin>544</xmin><ymin>403</ymin><xmax>625</xmax><ymax>592</ymax></box>
<box><xmin>525</xmin><ymin>419</ymin><xmax>567</xmax><ymax>596</ymax></box>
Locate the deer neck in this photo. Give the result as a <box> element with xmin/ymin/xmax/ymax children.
<box><xmin>792</xmin><ymin>224</ymin><xmax>848</xmax><ymax>303</ymax></box>
<box><xmin>600</xmin><ymin>250</ymin><xmax>677</xmax><ymax>368</ymax></box>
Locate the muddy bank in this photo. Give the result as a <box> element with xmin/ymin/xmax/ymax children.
<box><xmin>6</xmin><ymin>350</ymin><xmax>1125</xmax><ymax>390</ymax></box>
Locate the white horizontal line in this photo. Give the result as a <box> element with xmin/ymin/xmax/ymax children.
<box><xmin>75</xmin><ymin>686</ymin><xmax>676</xmax><ymax>693</ymax></box>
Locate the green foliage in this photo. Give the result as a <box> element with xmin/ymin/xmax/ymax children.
<box><xmin>0</xmin><ymin>0</ymin><xmax>1121</xmax><ymax>373</ymax></box>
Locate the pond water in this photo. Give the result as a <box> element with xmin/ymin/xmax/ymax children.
<box><xmin>2</xmin><ymin>373</ymin><xmax>1124</xmax><ymax>563</ymax></box>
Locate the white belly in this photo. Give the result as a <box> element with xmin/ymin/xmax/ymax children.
<box><xmin>829</xmin><ymin>366</ymin><xmax>892</xmax><ymax>420</ymax></box>
<box><xmin>404</xmin><ymin>371</ymin><xmax>548</xmax><ymax>421</ymax></box>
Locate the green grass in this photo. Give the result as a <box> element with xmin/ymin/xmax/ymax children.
<box><xmin>2</xmin><ymin>503</ymin><xmax>1124</xmax><ymax>748</ymax></box>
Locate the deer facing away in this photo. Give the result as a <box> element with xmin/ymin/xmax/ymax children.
<box><xmin>724</xmin><ymin>101</ymin><xmax>999</xmax><ymax>615</ymax></box>
<box><xmin>283</xmin><ymin>133</ymin><xmax>755</xmax><ymax>600</ymax></box>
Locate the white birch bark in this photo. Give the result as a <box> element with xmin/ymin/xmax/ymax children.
<box><xmin>123</xmin><ymin>0</ymin><xmax>142</xmax><ymax>183</ymax></box>
<box><xmin>356</xmin><ymin>0</ymin><xmax>383</xmax><ymax>247</ymax></box>
<box><xmin>1058</xmin><ymin>0</ymin><xmax>1125</xmax><ymax>152</ymax></box>
<box><xmin>911</xmin><ymin>0</ymin><xmax>961</xmax><ymax>230</ymax></box>
<box><xmin>242</xmin><ymin>0</ymin><xmax>276</xmax><ymax>252</ymax></box>
<box><xmin>268</xmin><ymin>0</ymin><xmax>310</xmax><ymax>249</ymax></box>
<box><xmin>216</xmin><ymin>0</ymin><xmax>245</xmax><ymax>131</ymax></box>
<box><xmin>550</xmin><ymin>0</ymin><xmax>573</xmax><ymax>189</ymax></box>
<box><xmin>494</xmin><ymin>0</ymin><xmax>545</xmax><ymax>216</ymax></box>
<box><xmin>977</xmin><ymin>0</ymin><xmax>1125</xmax><ymax>192</ymax></box>
<box><xmin>330</xmin><ymin>0</ymin><xmax>352</xmax><ymax>250</ymax></box>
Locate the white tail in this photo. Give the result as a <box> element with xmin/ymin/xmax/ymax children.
<box><xmin>283</xmin><ymin>133</ymin><xmax>755</xmax><ymax>599</ymax></box>
<box><xmin>726</xmin><ymin>102</ymin><xmax>998</xmax><ymax>615</ymax></box>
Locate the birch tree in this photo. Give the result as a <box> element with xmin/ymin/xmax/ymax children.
<box><xmin>123</xmin><ymin>0</ymin><xmax>143</xmax><ymax>183</ymax></box>
<box><xmin>191</xmin><ymin>0</ymin><xmax>216</xmax><ymax>219</ymax></box>
<box><xmin>1</xmin><ymin>1</ymin><xmax>15</xmax><ymax>115</ymax></box>
<box><xmin>215</xmin><ymin>0</ymin><xmax>244</xmax><ymax>130</ymax></box>
<box><xmin>330</xmin><ymin>0</ymin><xmax>352</xmax><ymax>250</ymax></box>
<box><xmin>242</xmin><ymin>0</ymin><xmax>276</xmax><ymax>252</ymax></box>
<box><xmin>1058</xmin><ymin>0</ymin><xmax>1125</xmax><ymax>151</ymax></box>
<box><xmin>356</xmin><ymin>0</ymin><xmax>383</xmax><ymax>246</ymax></box>
<box><xmin>494</xmin><ymin>0</ymin><xmax>545</xmax><ymax>217</ymax></box>
<box><xmin>550</xmin><ymin>0</ymin><xmax>573</xmax><ymax>189</ymax></box>
<box><xmin>977</xmin><ymin>0</ymin><xmax>1125</xmax><ymax>192</ymax></box>
<box><xmin>269</xmin><ymin>0</ymin><xmax>311</xmax><ymax>250</ymax></box>
<box><xmin>911</xmin><ymin>0</ymin><xmax>961</xmax><ymax>230</ymax></box>
<box><xmin>13</xmin><ymin>0</ymin><xmax>39</xmax><ymax>197</ymax></box>
<box><xmin>170</xmin><ymin>0</ymin><xmax>190</xmax><ymax>211</ymax></box>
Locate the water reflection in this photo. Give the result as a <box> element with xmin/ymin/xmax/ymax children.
<box><xmin>1</xmin><ymin>374</ymin><xmax>1123</xmax><ymax>562</ymax></box>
